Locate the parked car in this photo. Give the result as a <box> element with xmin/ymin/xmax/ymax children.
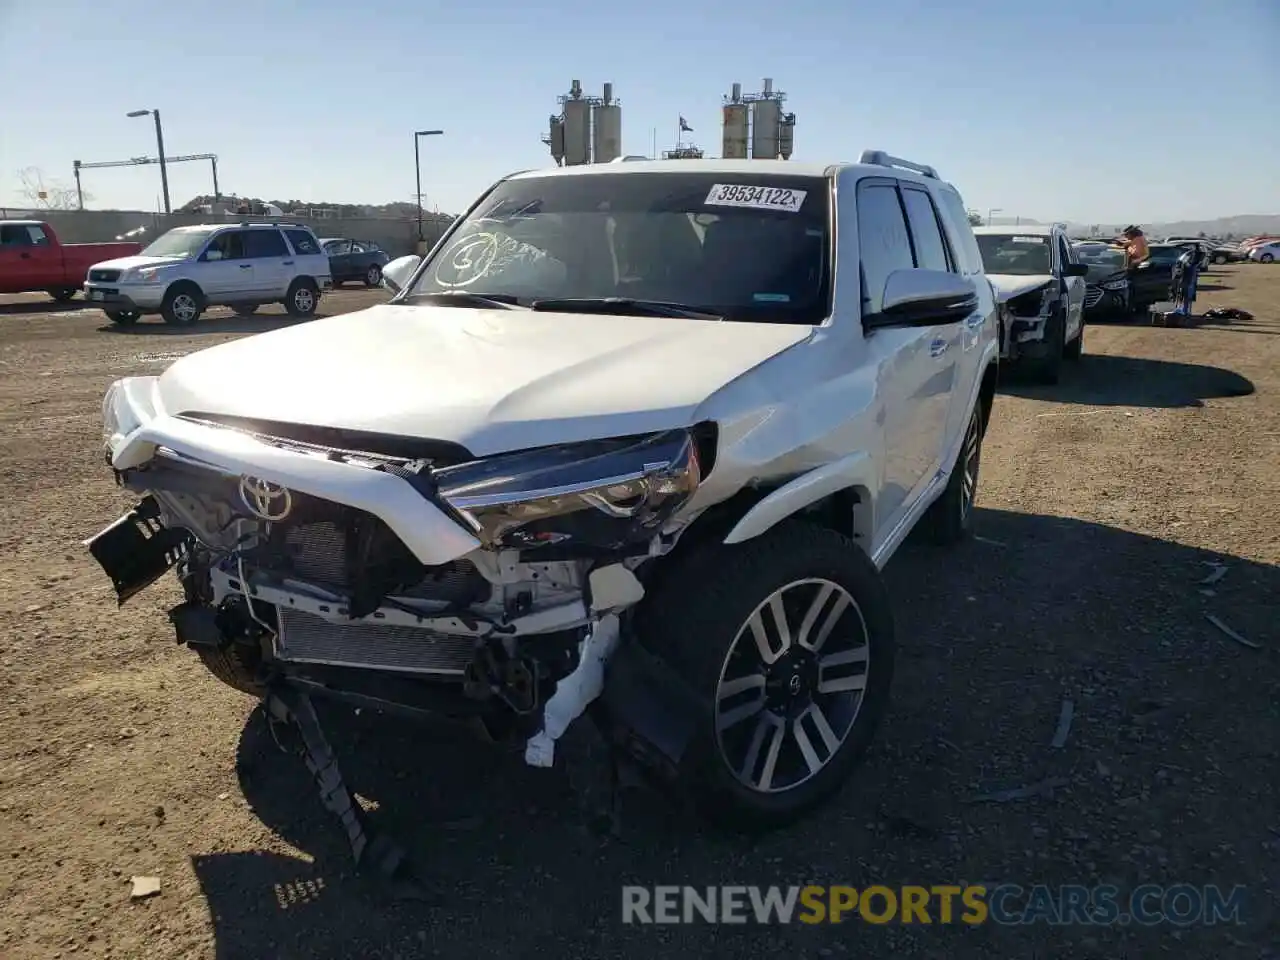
<box><xmin>1247</xmin><ymin>241</ymin><xmax>1280</xmax><ymax>263</ymax></box>
<box><xmin>82</xmin><ymin>222</ymin><xmax>332</xmax><ymax>326</ymax></box>
<box><xmin>0</xmin><ymin>220</ymin><xmax>141</xmax><ymax>302</ymax></box>
<box><xmin>321</xmin><ymin>237</ymin><xmax>390</xmax><ymax>287</ymax></box>
<box><xmin>87</xmin><ymin>152</ymin><xmax>999</xmax><ymax>843</ymax></box>
<box><xmin>1072</xmin><ymin>242</ymin><xmax>1131</xmax><ymax>317</ymax></box>
<box><xmin>1127</xmin><ymin>244</ymin><xmax>1191</xmax><ymax>311</ymax></box>
<box><xmin>974</xmin><ymin>224</ymin><xmax>1088</xmax><ymax>383</ymax></box>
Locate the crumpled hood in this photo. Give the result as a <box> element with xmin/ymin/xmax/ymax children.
<box><xmin>155</xmin><ymin>303</ymin><xmax>813</xmax><ymax>456</ymax></box>
<box><xmin>987</xmin><ymin>274</ymin><xmax>1055</xmax><ymax>304</ymax></box>
<box><xmin>91</xmin><ymin>254</ymin><xmax>188</xmax><ymax>272</ymax></box>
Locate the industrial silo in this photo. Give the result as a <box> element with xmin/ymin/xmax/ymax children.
<box><xmin>562</xmin><ymin>81</ymin><xmax>591</xmax><ymax>166</ymax></box>
<box><xmin>778</xmin><ymin>113</ymin><xmax>796</xmax><ymax>160</ymax></box>
<box><xmin>722</xmin><ymin>82</ymin><xmax>749</xmax><ymax>160</ymax></box>
<box><xmin>547</xmin><ymin>115</ymin><xmax>566</xmax><ymax>165</ymax></box>
<box><xmin>592</xmin><ymin>82</ymin><xmax>622</xmax><ymax>163</ymax></box>
<box><xmin>751</xmin><ymin>91</ymin><xmax>781</xmax><ymax>160</ymax></box>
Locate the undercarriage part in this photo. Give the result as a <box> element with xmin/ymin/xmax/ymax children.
<box><xmin>264</xmin><ymin>682</ymin><xmax>427</xmax><ymax>899</ymax></box>
<box><xmin>274</xmin><ymin>606</ymin><xmax>479</xmax><ymax>677</ymax></box>
<box><xmin>525</xmin><ymin>613</ymin><xmax>621</xmax><ymax>768</ymax></box>
<box><xmin>86</xmin><ymin>495</ymin><xmax>194</xmax><ymax>605</ymax></box>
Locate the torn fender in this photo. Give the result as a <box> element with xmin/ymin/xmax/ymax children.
<box><xmin>722</xmin><ymin>451</ymin><xmax>873</xmax><ymax>546</ymax></box>
<box><xmin>987</xmin><ymin>274</ymin><xmax>1054</xmax><ymax>305</ymax></box>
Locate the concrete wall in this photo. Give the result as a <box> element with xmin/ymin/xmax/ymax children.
<box><xmin>1</xmin><ymin>208</ymin><xmax>456</xmax><ymax>258</ymax></box>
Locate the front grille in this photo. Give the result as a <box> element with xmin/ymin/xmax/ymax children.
<box><xmin>89</xmin><ymin>269</ymin><xmax>121</xmax><ymax>283</ymax></box>
<box><xmin>1084</xmin><ymin>286</ymin><xmax>1104</xmax><ymax>307</ymax></box>
<box><xmin>274</xmin><ymin>607</ymin><xmax>478</xmax><ymax>676</ymax></box>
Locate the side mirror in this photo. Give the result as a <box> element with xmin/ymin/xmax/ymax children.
<box><xmin>865</xmin><ymin>269</ymin><xmax>977</xmax><ymax>329</ymax></box>
<box><xmin>381</xmin><ymin>255</ymin><xmax>421</xmax><ymax>295</ymax></box>
<box><xmin>1063</xmin><ymin>262</ymin><xmax>1090</xmax><ymax>277</ymax></box>
<box><xmin>203</xmin><ymin>249</ymin><xmax>223</xmax><ymax>262</ymax></box>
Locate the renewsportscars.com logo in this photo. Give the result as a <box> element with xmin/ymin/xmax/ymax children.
<box><xmin>621</xmin><ymin>884</ymin><xmax>1247</xmax><ymax>926</ymax></box>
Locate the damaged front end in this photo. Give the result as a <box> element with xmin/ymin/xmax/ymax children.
<box><xmin>994</xmin><ymin>281</ymin><xmax>1056</xmax><ymax>363</ymax></box>
<box><xmin>87</xmin><ymin>385</ymin><xmax>710</xmax><ymax>775</ymax></box>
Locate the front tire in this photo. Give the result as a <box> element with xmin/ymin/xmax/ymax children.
<box><xmin>161</xmin><ymin>283</ymin><xmax>204</xmax><ymax>326</ymax></box>
<box><xmin>923</xmin><ymin>400</ymin><xmax>984</xmax><ymax>545</ymax></box>
<box><xmin>195</xmin><ymin>644</ymin><xmax>266</xmax><ymax>697</ymax></box>
<box><xmin>285</xmin><ymin>278</ymin><xmax>319</xmax><ymax>317</ymax></box>
<box><xmin>48</xmin><ymin>288</ymin><xmax>78</xmax><ymax>303</ymax></box>
<box><xmin>105</xmin><ymin>309</ymin><xmax>140</xmax><ymax>326</ymax></box>
<box><xmin>1026</xmin><ymin>307</ymin><xmax>1064</xmax><ymax>384</ymax></box>
<box><xmin>640</xmin><ymin>521</ymin><xmax>895</xmax><ymax>832</ymax></box>
<box><xmin>1064</xmin><ymin>317</ymin><xmax>1084</xmax><ymax>360</ymax></box>
<box><xmin>1261</xmin><ymin>254</ymin><xmax>1275</xmax><ymax>263</ymax></box>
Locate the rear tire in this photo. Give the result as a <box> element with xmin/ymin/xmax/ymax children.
<box><xmin>1262</xmin><ymin>254</ymin><xmax>1275</xmax><ymax>263</ymax></box>
<box><xmin>48</xmin><ymin>288</ymin><xmax>78</xmax><ymax>303</ymax></box>
<box><xmin>285</xmin><ymin>278</ymin><xmax>320</xmax><ymax>317</ymax></box>
<box><xmin>639</xmin><ymin>521</ymin><xmax>896</xmax><ymax>832</ymax></box>
<box><xmin>923</xmin><ymin>400</ymin><xmax>984</xmax><ymax>545</ymax></box>
<box><xmin>195</xmin><ymin>644</ymin><xmax>266</xmax><ymax>697</ymax></box>
<box><xmin>161</xmin><ymin>283</ymin><xmax>204</xmax><ymax>326</ymax></box>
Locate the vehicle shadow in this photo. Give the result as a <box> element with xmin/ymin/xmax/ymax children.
<box><xmin>998</xmin><ymin>353</ymin><xmax>1255</xmax><ymax>406</ymax></box>
<box><xmin>0</xmin><ymin>299</ymin><xmax>87</xmax><ymax>316</ymax></box>
<box><xmin>96</xmin><ymin>317</ymin><xmax>311</xmax><ymax>336</ymax></box>
<box><xmin>190</xmin><ymin>507</ymin><xmax>1279</xmax><ymax>959</ymax></box>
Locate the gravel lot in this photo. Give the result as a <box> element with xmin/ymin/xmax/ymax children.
<box><xmin>0</xmin><ymin>271</ymin><xmax>1277</xmax><ymax>959</ymax></box>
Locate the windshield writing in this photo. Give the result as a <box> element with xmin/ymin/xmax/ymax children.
<box><xmin>405</xmin><ymin>172</ymin><xmax>831</xmax><ymax>324</ymax></box>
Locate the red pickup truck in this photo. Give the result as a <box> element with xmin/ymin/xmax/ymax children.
<box><xmin>0</xmin><ymin>220</ymin><xmax>143</xmax><ymax>302</ymax></box>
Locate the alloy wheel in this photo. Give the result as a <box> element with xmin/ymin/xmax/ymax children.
<box><xmin>172</xmin><ymin>294</ymin><xmax>198</xmax><ymax>323</ymax></box>
<box><xmin>294</xmin><ymin>288</ymin><xmax>316</xmax><ymax>313</ymax></box>
<box><xmin>714</xmin><ymin>578</ymin><xmax>871</xmax><ymax>794</ymax></box>
<box><xmin>960</xmin><ymin>406</ymin><xmax>982</xmax><ymax>524</ymax></box>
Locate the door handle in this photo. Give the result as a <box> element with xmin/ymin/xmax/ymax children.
<box><xmin>929</xmin><ymin>338</ymin><xmax>949</xmax><ymax>358</ymax></box>
<box><xmin>282</xmin><ymin>260</ymin><xmax>294</xmax><ymax>266</ymax></box>
<box><xmin>965</xmin><ymin>314</ymin><xmax>985</xmax><ymax>330</ymax></box>
<box><xmin>239</xmin><ymin>264</ymin><xmax>252</xmax><ymax>269</ymax></box>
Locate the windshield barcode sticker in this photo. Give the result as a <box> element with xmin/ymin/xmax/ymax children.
<box><xmin>704</xmin><ymin>184</ymin><xmax>807</xmax><ymax>212</ymax></box>
<box><xmin>1011</xmin><ymin>236</ymin><xmax>1044</xmax><ymax>244</ymax></box>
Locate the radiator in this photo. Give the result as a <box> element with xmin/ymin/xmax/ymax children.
<box><xmin>274</xmin><ymin>606</ymin><xmax>478</xmax><ymax>677</ymax></box>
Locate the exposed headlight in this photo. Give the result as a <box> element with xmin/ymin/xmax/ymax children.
<box><xmin>435</xmin><ymin>429</ymin><xmax>707</xmax><ymax>551</ymax></box>
<box><xmin>1101</xmin><ymin>279</ymin><xmax>1128</xmax><ymax>291</ymax></box>
<box><xmin>102</xmin><ymin>376</ymin><xmax>157</xmax><ymax>450</ymax></box>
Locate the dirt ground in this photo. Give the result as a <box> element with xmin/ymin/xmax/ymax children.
<box><xmin>0</xmin><ymin>270</ymin><xmax>1277</xmax><ymax>960</ymax></box>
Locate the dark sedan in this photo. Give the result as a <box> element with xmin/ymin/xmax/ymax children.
<box><xmin>321</xmin><ymin>238</ymin><xmax>391</xmax><ymax>287</ymax></box>
<box><xmin>1072</xmin><ymin>242</ymin><xmax>1185</xmax><ymax>317</ymax></box>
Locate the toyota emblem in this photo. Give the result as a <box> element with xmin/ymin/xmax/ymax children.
<box><xmin>238</xmin><ymin>475</ymin><xmax>293</xmax><ymax>522</ymax></box>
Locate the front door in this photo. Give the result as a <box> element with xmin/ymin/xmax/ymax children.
<box><xmin>0</xmin><ymin>223</ymin><xmax>60</xmax><ymax>290</ymax></box>
<box><xmin>856</xmin><ymin>179</ymin><xmax>959</xmax><ymax>539</ymax></box>
<box><xmin>194</xmin><ymin>229</ymin><xmax>252</xmax><ymax>301</ymax></box>
<box><xmin>1057</xmin><ymin>234</ymin><xmax>1085</xmax><ymax>341</ymax></box>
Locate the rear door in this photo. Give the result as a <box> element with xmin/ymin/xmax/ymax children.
<box><xmin>243</xmin><ymin>228</ymin><xmax>291</xmax><ymax>299</ymax></box>
<box><xmin>324</xmin><ymin>239</ymin><xmax>352</xmax><ymax>280</ymax></box>
<box><xmin>1132</xmin><ymin>245</ymin><xmax>1179</xmax><ymax>306</ymax></box>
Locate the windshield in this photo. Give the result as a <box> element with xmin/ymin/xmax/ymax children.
<box><xmin>404</xmin><ymin>171</ymin><xmax>832</xmax><ymax>324</ymax></box>
<box><xmin>141</xmin><ymin>229</ymin><xmax>216</xmax><ymax>258</ymax></box>
<box><xmin>1074</xmin><ymin>245</ymin><xmax>1125</xmax><ymax>274</ymax></box>
<box><xmin>976</xmin><ymin>233</ymin><xmax>1052</xmax><ymax>276</ymax></box>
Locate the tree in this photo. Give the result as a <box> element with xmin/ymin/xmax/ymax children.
<box><xmin>967</xmin><ymin>210</ymin><xmax>983</xmax><ymax>227</ymax></box>
<box><xmin>17</xmin><ymin>167</ymin><xmax>88</xmax><ymax>210</ymax></box>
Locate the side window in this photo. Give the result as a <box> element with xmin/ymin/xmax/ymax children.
<box><xmin>900</xmin><ymin>188</ymin><xmax>952</xmax><ymax>272</ymax></box>
<box><xmin>26</xmin><ymin>225</ymin><xmax>50</xmax><ymax>246</ymax></box>
<box><xmin>933</xmin><ymin>188</ymin><xmax>984</xmax><ymax>275</ymax></box>
<box><xmin>325</xmin><ymin>240</ymin><xmax>351</xmax><ymax>255</ymax></box>
<box><xmin>856</xmin><ymin>182</ymin><xmax>915</xmax><ymax>315</ymax></box>
<box><xmin>0</xmin><ymin>224</ymin><xmax>31</xmax><ymax>246</ymax></box>
<box><xmin>243</xmin><ymin>229</ymin><xmax>288</xmax><ymax>259</ymax></box>
<box><xmin>350</xmin><ymin>241</ymin><xmax>367</xmax><ymax>254</ymax></box>
<box><xmin>205</xmin><ymin>230</ymin><xmax>246</xmax><ymax>260</ymax></box>
<box><xmin>286</xmin><ymin>230</ymin><xmax>321</xmax><ymax>255</ymax></box>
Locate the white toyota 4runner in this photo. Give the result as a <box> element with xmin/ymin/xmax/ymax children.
<box><xmin>83</xmin><ymin>222</ymin><xmax>332</xmax><ymax>327</ymax></box>
<box><xmin>88</xmin><ymin>153</ymin><xmax>999</xmax><ymax>840</ymax></box>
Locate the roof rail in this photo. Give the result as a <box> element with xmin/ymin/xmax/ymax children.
<box><xmin>858</xmin><ymin>150</ymin><xmax>938</xmax><ymax>179</ymax></box>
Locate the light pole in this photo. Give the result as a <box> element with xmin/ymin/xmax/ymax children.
<box><xmin>414</xmin><ymin>129</ymin><xmax>444</xmax><ymax>243</ymax></box>
<box><xmin>986</xmin><ymin>207</ymin><xmax>1003</xmax><ymax>226</ymax></box>
<box><xmin>126</xmin><ymin>109</ymin><xmax>171</xmax><ymax>214</ymax></box>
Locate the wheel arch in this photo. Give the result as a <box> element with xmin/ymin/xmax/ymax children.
<box><xmin>720</xmin><ymin>452</ymin><xmax>875</xmax><ymax>553</ymax></box>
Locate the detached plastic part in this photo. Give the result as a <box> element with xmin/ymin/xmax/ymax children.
<box><xmin>525</xmin><ymin>613</ymin><xmax>621</xmax><ymax>767</ymax></box>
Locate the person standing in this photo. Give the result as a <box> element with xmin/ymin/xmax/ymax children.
<box><xmin>1170</xmin><ymin>245</ymin><xmax>1201</xmax><ymax>318</ymax></box>
<box><xmin>1119</xmin><ymin>225</ymin><xmax>1150</xmax><ymax>269</ymax></box>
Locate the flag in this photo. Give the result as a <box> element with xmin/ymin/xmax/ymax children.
<box><xmin>679</xmin><ymin>116</ymin><xmax>693</xmax><ymax>133</ymax></box>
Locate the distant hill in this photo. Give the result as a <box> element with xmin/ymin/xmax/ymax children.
<box><xmin>988</xmin><ymin>214</ymin><xmax>1280</xmax><ymax>240</ymax></box>
<box><xmin>179</xmin><ymin>194</ymin><xmax>447</xmax><ymax>219</ymax></box>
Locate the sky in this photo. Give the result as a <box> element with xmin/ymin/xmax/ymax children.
<box><xmin>2</xmin><ymin>0</ymin><xmax>1277</xmax><ymax>225</ymax></box>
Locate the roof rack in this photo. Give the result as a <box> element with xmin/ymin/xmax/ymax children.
<box><xmin>859</xmin><ymin>150</ymin><xmax>938</xmax><ymax>179</ymax></box>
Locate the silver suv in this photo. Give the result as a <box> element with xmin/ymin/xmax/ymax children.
<box><xmin>83</xmin><ymin>222</ymin><xmax>333</xmax><ymax>326</ymax></box>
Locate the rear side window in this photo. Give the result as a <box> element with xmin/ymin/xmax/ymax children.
<box><xmin>933</xmin><ymin>188</ymin><xmax>984</xmax><ymax>276</ymax></box>
<box><xmin>285</xmin><ymin>230</ymin><xmax>320</xmax><ymax>255</ymax></box>
<box><xmin>243</xmin><ymin>229</ymin><xmax>288</xmax><ymax>258</ymax></box>
<box><xmin>900</xmin><ymin>188</ymin><xmax>952</xmax><ymax>272</ymax></box>
<box><xmin>856</xmin><ymin>182</ymin><xmax>915</xmax><ymax>314</ymax></box>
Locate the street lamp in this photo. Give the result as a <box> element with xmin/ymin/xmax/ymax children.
<box><xmin>986</xmin><ymin>207</ymin><xmax>1003</xmax><ymax>226</ymax></box>
<box><xmin>127</xmin><ymin>109</ymin><xmax>171</xmax><ymax>214</ymax></box>
<box><xmin>414</xmin><ymin>129</ymin><xmax>444</xmax><ymax>243</ymax></box>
